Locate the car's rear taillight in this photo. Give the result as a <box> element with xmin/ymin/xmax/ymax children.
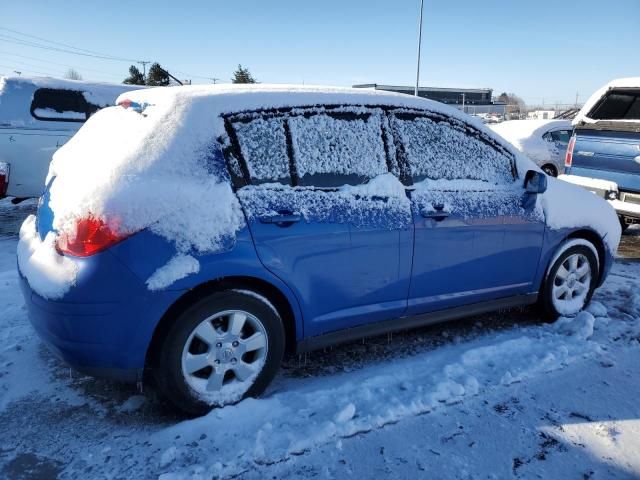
<box><xmin>56</xmin><ymin>216</ymin><xmax>129</xmax><ymax>257</ymax></box>
<box><xmin>565</xmin><ymin>135</ymin><xmax>576</xmax><ymax>167</ymax></box>
<box><xmin>0</xmin><ymin>162</ymin><xmax>9</xmax><ymax>198</ymax></box>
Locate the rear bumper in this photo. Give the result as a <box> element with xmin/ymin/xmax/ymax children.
<box><xmin>18</xmin><ymin>248</ymin><xmax>184</xmax><ymax>383</ymax></box>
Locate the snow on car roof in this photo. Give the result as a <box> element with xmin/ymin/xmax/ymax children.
<box><xmin>115</xmin><ymin>83</ymin><xmax>530</xmax><ymax>172</ymax></box>
<box><xmin>573</xmin><ymin>77</ymin><xmax>640</xmax><ymax>126</ymax></box>
<box><xmin>117</xmin><ymin>83</ymin><xmax>483</xmax><ymax>130</ymax></box>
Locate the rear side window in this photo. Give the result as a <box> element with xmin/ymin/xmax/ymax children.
<box><xmin>288</xmin><ymin>112</ymin><xmax>388</xmax><ymax>187</ymax></box>
<box><xmin>545</xmin><ymin>129</ymin><xmax>572</xmax><ymax>144</ymax></box>
<box><xmin>233</xmin><ymin>117</ymin><xmax>291</xmax><ymax>184</ymax></box>
<box><xmin>391</xmin><ymin>114</ymin><xmax>514</xmax><ymax>184</ymax></box>
<box><xmin>30</xmin><ymin>88</ymin><xmax>99</xmax><ymax>122</ymax></box>
<box><xmin>589</xmin><ymin>90</ymin><xmax>640</xmax><ymax>121</ymax></box>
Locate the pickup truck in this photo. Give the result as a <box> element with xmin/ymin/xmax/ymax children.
<box><xmin>564</xmin><ymin>78</ymin><xmax>640</xmax><ymax>232</ymax></box>
<box><xmin>0</xmin><ymin>76</ymin><xmax>144</xmax><ymax>200</ymax></box>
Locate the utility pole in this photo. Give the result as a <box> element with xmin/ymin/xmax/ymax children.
<box><xmin>138</xmin><ymin>61</ymin><xmax>150</xmax><ymax>78</ymax></box>
<box><xmin>461</xmin><ymin>93</ymin><xmax>465</xmax><ymax>113</ymax></box>
<box><xmin>575</xmin><ymin>91</ymin><xmax>579</xmax><ymax>108</ymax></box>
<box><xmin>210</xmin><ymin>78</ymin><xmax>220</xmax><ymax>84</ymax></box>
<box><xmin>415</xmin><ymin>0</ymin><xmax>424</xmax><ymax>97</ymax></box>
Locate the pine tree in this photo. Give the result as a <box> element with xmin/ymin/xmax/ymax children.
<box><xmin>231</xmin><ymin>64</ymin><xmax>257</xmax><ymax>84</ymax></box>
<box><xmin>146</xmin><ymin>63</ymin><xmax>170</xmax><ymax>86</ymax></box>
<box><xmin>123</xmin><ymin>65</ymin><xmax>145</xmax><ymax>85</ymax></box>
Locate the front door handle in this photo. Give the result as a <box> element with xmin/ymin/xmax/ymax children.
<box><xmin>259</xmin><ymin>213</ymin><xmax>302</xmax><ymax>225</ymax></box>
<box><xmin>420</xmin><ymin>209</ymin><xmax>450</xmax><ymax>221</ymax></box>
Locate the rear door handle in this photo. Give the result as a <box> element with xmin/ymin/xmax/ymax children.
<box><xmin>259</xmin><ymin>213</ymin><xmax>302</xmax><ymax>225</ymax></box>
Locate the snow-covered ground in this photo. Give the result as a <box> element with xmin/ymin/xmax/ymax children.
<box><xmin>1</xmin><ymin>203</ymin><xmax>640</xmax><ymax>479</ymax></box>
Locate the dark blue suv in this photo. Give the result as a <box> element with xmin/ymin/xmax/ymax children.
<box><xmin>17</xmin><ymin>86</ymin><xmax>619</xmax><ymax>415</ymax></box>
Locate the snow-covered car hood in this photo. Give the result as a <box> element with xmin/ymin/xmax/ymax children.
<box><xmin>541</xmin><ymin>176</ymin><xmax>621</xmax><ymax>254</ymax></box>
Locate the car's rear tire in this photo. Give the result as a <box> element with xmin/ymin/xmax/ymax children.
<box><xmin>153</xmin><ymin>290</ymin><xmax>285</xmax><ymax>416</ymax></box>
<box><xmin>540</xmin><ymin>242</ymin><xmax>599</xmax><ymax>320</ymax></box>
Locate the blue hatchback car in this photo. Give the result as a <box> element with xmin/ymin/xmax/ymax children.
<box><xmin>17</xmin><ymin>86</ymin><xmax>620</xmax><ymax>415</ymax></box>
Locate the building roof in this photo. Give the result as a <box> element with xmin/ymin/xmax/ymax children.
<box><xmin>353</xmin><ymin>83</ymin><xmax>492</xmax><ymax>94</ymax></box>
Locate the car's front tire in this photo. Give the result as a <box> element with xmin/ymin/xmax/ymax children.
<box><xmin>153</xmin><ymin>290</ymin><xmax>285</xmax><ymax>416</ymax></box>
<box><xmin>541</xmin><ymin>242</ymin><xmax>599</xmax><ymax>320</ymax></box>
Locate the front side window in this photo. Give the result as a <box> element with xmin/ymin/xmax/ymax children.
<box><xmin>589</xmin><ymin>90</ymin><xmax>640</xmax><ymax>121</ymax></box>
<box><xmin>391</xmin><ymin>113</ymin><xmax>514</xmax><ymax>184</ymax></box>
<box><xmin>233</xmin><ymin>117</ymin><xmax>291</xmax><ymax>185</ymax></box>
<box><xmin>30</xmin><ymin>88</ymin><xmax>99</xmax><ymax>122</ymax></box>
<box><xmin>288</xmin><ymin>112</ymin><xmax>388</xmax><ymax>187</ymax></box>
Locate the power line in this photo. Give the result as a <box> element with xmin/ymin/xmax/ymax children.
<box><xmin>0</xmin><ymin>26</ymin><xmax>212</xmax><ymax>84</ymax></box>
<box><xmin>0</xmin><ymin>26</ymin><xmax>129</xmax><ymax>58</ymax></box>
<box><xmin>0</xmin><ymin>51</ymin><xmax>123</xmax><ymax>78</ymax></box>
<box><xmin>0</xmin><ymin>63</ymin><xmax>54</xmax><ymax>76</ymax></box>
<box><xmin>0</xmin><ymin>33</ymin><xmax>144</xmax><ymax>63</ymax></box>
<box><xmin>172</xmin><ymin>69</ymin><xmax>219</xmax><ymax>82</ymax></box>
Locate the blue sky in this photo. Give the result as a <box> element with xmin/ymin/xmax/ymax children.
<box><xmin>1</xmin><ymin>0</ymin><xmax>638</xmax><ymax>105</ymax></box>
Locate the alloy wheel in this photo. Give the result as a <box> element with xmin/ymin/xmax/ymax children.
<box><xmin>551</xmin><ymin>253</ymin><xmax>592</xmax><ymax>314</ymax></box>
<box><xmin>181</xmin><ymin>309</ymin><xmax>268</xmax><ymax>400</ymax></box>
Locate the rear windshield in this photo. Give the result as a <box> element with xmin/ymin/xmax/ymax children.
<box><xmin>588</xmin><ymin>89</ymin><xmax>640</xmax><ymax>121</ymax></box>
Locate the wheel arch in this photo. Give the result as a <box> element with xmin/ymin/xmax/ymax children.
<box><xmin>543</xmin><ymin>229</ymin><xmax>606</xmax><ymax>288</ymax></box>
<box><xmin>144</xmin><ymin>275</ymin><xmax>300</xmax><ymax>374</ymax></box>
<box><xmin>566</xmin><ymin>229</ymin><xmax>606</xmax><ymax>283</ymax></box>
<box><xmin>540</xmin><ymin>163</ymin><xmax>558</xmax><ymax>177</ymax></box>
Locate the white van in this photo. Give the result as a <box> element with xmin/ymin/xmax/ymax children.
<box><xmin>0</xmin><ymin>76</ymin><xmax>144</xmax><ymax>199</ymax></box>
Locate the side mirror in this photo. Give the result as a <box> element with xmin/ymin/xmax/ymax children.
<box><xmin>524</xmin><ymin>170</ymin><xmax>548</xmax><ymax>194</ymax></box>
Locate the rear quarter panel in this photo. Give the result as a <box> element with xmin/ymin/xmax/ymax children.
<box><xmin>108</xmin><ymin>226</ymin><xmax>305</xmax><ymax>341</ymax></box>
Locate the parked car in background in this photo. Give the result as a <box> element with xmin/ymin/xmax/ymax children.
<box><xmin>563</xmin><ymin>77</ymin><xmax>640</xmax><ymax>232</ymax></box>
<box><xmin>0</xmin><ymin>76</ymin><xmax>144</xmax><ymax>200</ymax></box>
<box><xmin>18</xmin><ymin>85</ymin><xmax>620</xmax><ymax>415</ymax></box>
<box><xmin>491</xmin><ymin>119</ymin><xmax>573</xmax><ymax>177</ymax></box>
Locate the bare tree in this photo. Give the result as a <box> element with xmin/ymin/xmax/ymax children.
<box><xmin>498</xmin><ymin>92</ymin><xmax>526</xmax><ymax>118</ymax></box>
<box><xmin>64</xmin><ymin>68</ymin><xmax>83</xmax><ymax>81</ymax></box>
